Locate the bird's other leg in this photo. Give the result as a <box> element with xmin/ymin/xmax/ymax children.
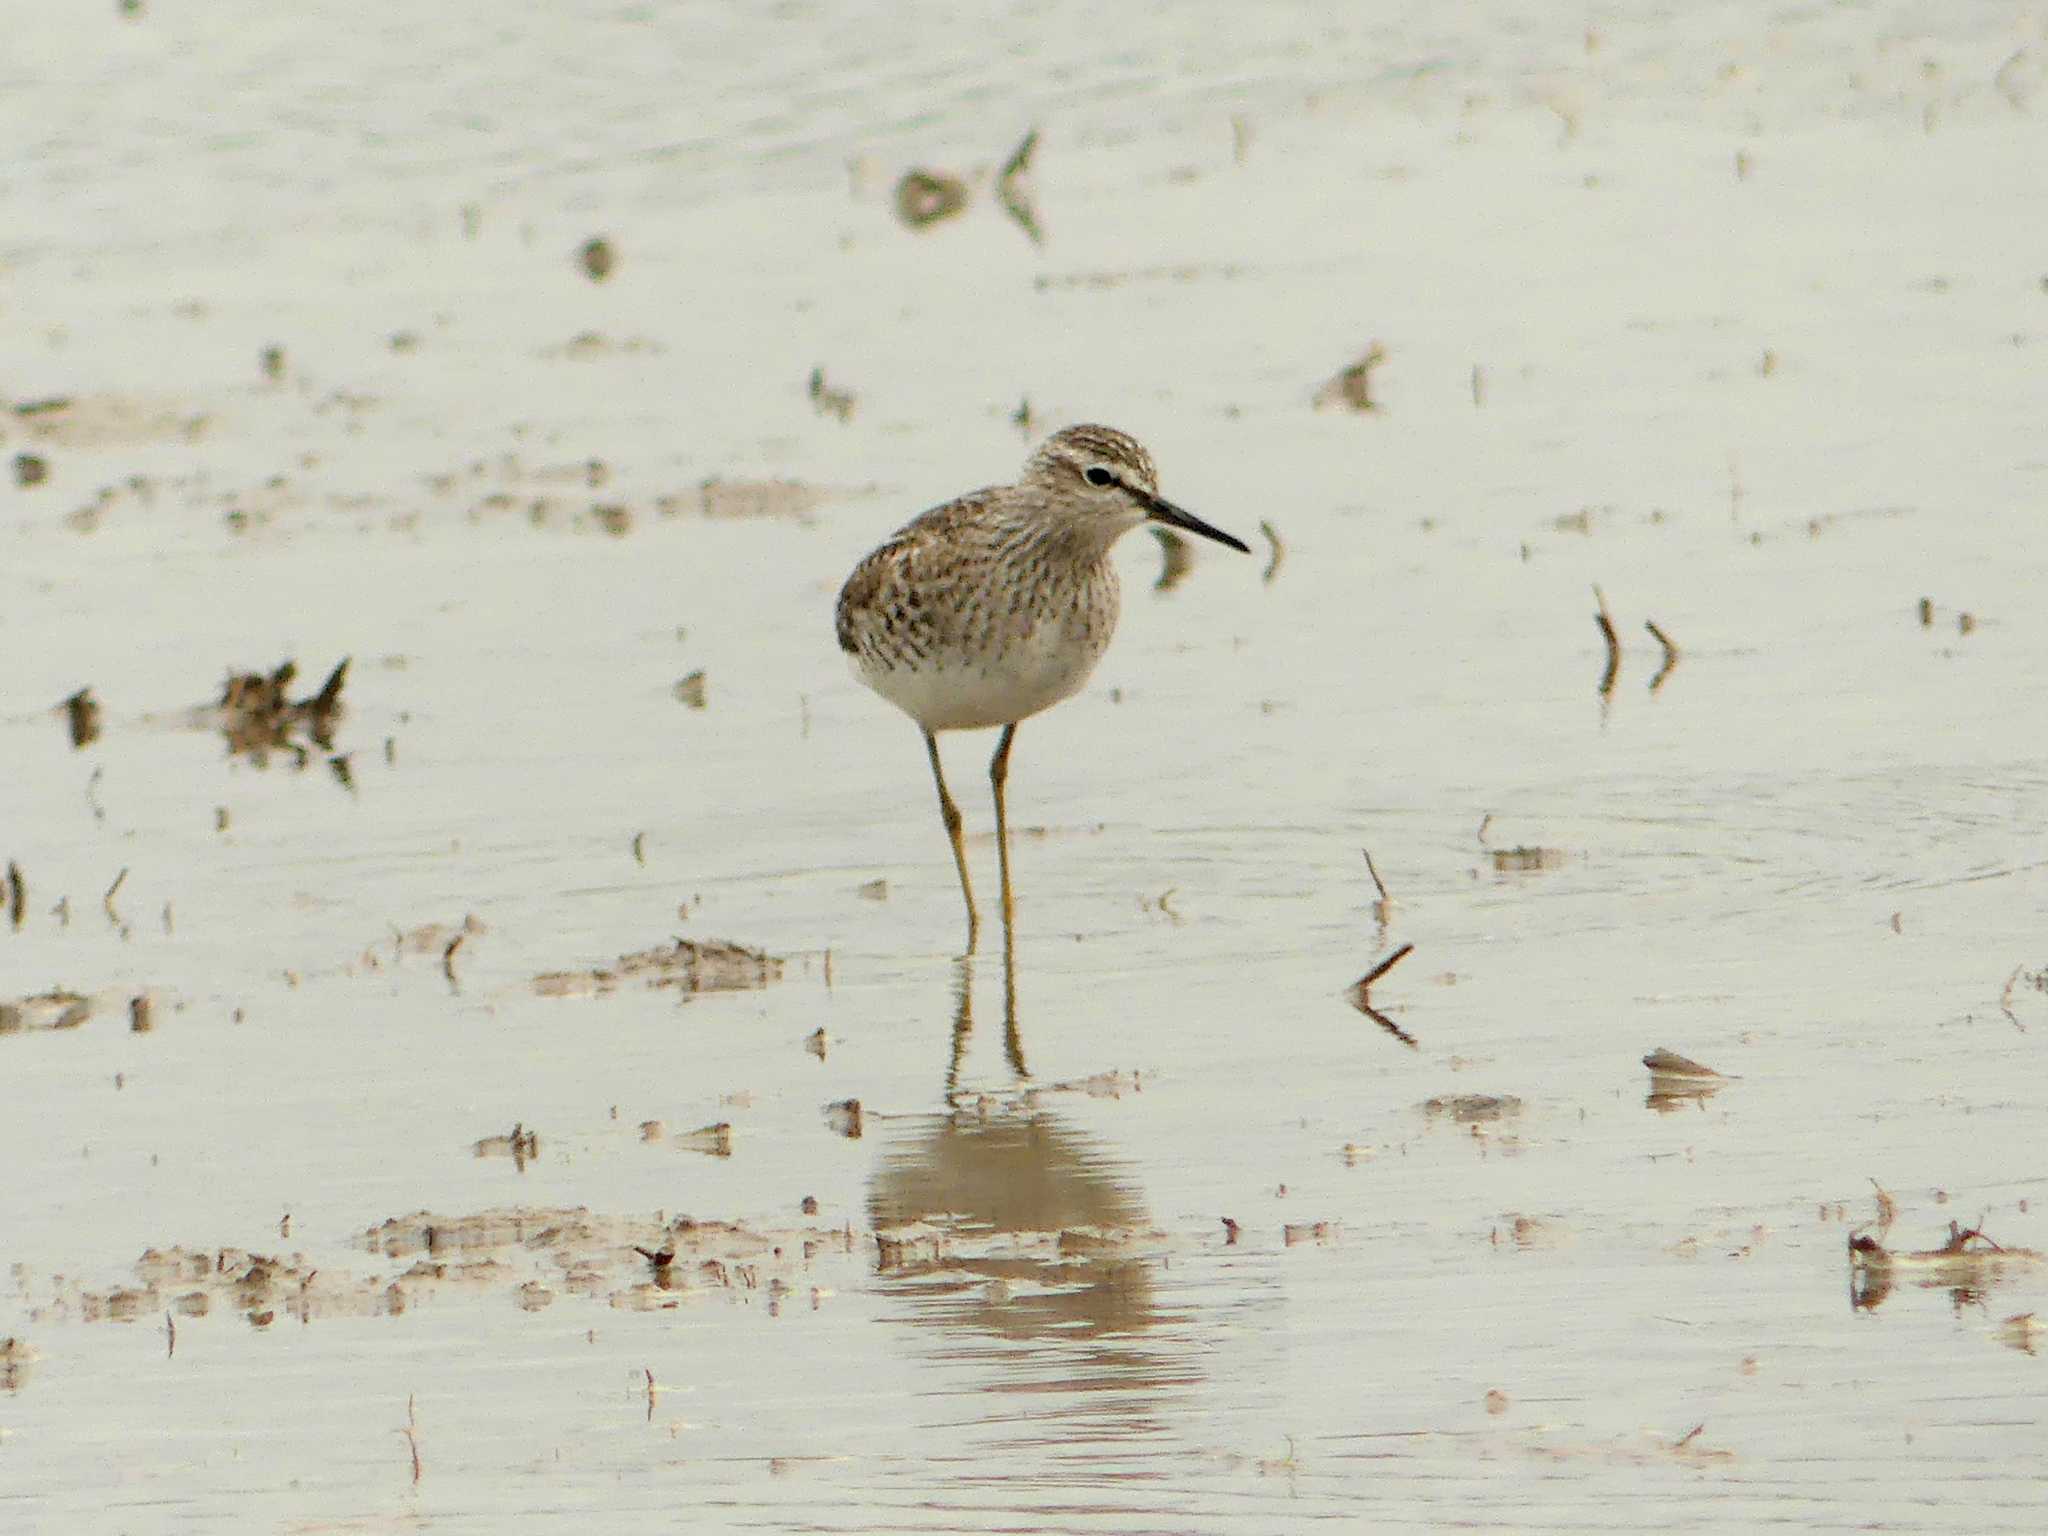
<box><xmin>989</xmin><ymin>723</ymin><xmax>1018</xmax><ymax>936</ymax></box>
<box><xmin>925</xmin><ymin>730</ymin><xmax>979</xmax><ymax>952</ymax></box>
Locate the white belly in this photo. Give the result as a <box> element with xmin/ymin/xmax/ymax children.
<box><xmin>853</xmin><ymin>623</ymin><xmax>1106</xmax><ymax>732</ymax></box>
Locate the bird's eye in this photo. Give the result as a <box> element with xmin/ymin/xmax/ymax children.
<box><xmin>1084</xmin><ymin>466</ymin><xmax>1114</xmax><ymax>487</ymax></box>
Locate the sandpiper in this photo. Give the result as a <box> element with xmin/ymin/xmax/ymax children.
<box><xmin>835</xmin><ymin>424</ymin><xmax>1249</xmax><ymax>947</ymax></box>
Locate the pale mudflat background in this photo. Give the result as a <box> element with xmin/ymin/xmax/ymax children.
<box><xmin>5</xmin><ymin>1</ymin><xmax>2048</xmax><ymax>1531</ymax></box>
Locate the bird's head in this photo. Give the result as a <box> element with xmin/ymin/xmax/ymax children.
<box><xmin>1021</xmin><ymin>424</ymin><xmax>1250</xmax><ymax>553</ymax></box>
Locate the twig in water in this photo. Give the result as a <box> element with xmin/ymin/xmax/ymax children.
<box><xmin>1592</xmin><ymin>586</ymin><xmax>1620</xmax><ymax>696</ymax></box>
<box><xmin>1357</xmin><ymin>942</ymin><xmax>1413</xmax><ymax>992</ymax></box>
<box><xmin>2000</xmin><ymin>964</ymin><xmax>2028</xmax><ymax>1032</ymax></box>
<box><xmin>1347</xmin><ymin>942</ymin><xmax>1418</xmax><ymax>1048</ymax></box>
<box><xmin>402</xmin><ymin>1395</ymin><xmax>422</xmax><ymax>1485</ymax></box>
<box><xmin>1941</xmin><ymin>1218</ymin><xmax>2002</xmax><ymax>1254</ymax></box>
<box><xmin>1258</xmin><ymin>520</ymin><xmax>1285</xmax><ymax>585</ymax></box>
<box><xmin>1645</xmin><ymin>620</ymin><xmax>1681</xmax><ymax>692</ymax></box>
<box><xmin>442</xmin><ymin>933</ymin><xmax>465</xmax><ymax>989</ymax></box>
<box><xmin>1151</xmin><ymin>526</ymin><xmax>1192</xmax><ymax>592</ymax></box>
<box><xmin>104</xmin><ymin>867</ymin><xmax>129</xmax><ymax>927</ymax></box>
<box><xmin>165</xmin><ymin>1310</ymin><xmax>175</xmax><ymax>1358</ymax></box>
<box><xmin>645</xmin><ymin>1366</ymin><xmax>657</xmax><ymax>1423</ymax></box>
<box><xmin>995</xmin><ymin>128</ymin><xmax>1043</xmax><ymax>244</ymax></box>
<box><xmin>5</xmin><ymin>861</ymin><xmax>22</xmax><ymax>929</ymax></box>
<box><xmin>1361</xmin><ymin>848</ymin><xmax>1392</xmax><ymax>935</ymax></box>
<box><xmin>1361</xmin><ymin>849</ymin><xmax>1389</xmax><ymax>903</ymax></box>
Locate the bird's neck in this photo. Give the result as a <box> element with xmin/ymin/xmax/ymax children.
<box><xmin>1012</xmin><ymin>511</ymin><xmax>1126</xmax><ymax>569</ymax></box>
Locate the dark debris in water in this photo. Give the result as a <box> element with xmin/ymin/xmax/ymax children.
<box><xmin>1996</xmin><ymin>1313</ymin><xmax>2045</xmax><ymax>1354</ymax></box>
<box><xmin>1644</xmin><ymin>1047</ymin><xmax>1727</xmax><ymax>1113</ymax></box>
<box><xmin>1313</xmin><ymin>343</ymin><xmax>1386</xmax><ymax>413</ymax></box>
<box><xmin>647</xmin><ymin>1121</ymin><xmax>733</xmax><ymax>1158</ymax></box>
<box><xmin>807</xmin><ymin>366</ymin><xmax>855</xmax><ymax>423</ymax></box>
<box><xmin>1850</xmin><ymin>1217</ymin><xmax>2043</xmax><ymax>1314</ymax></box>
<box><xmin>894</xmin><ymin>168</ymin><xmax>969</xmax><ymax>229</ymax></box>
<box><xmin>1489</xmin><ymin>845</ymin><xmax>1567</xmax><ymax>873</ymax></box>
<box><xmin>0</xmin><ymin>1336</ymin><xmax>33</xmax><ymax>1393</ymax></box>
<box><xmin>472</xmin><ymin>1123</ymin><xmax>540</xmax><ymax>1172</ymax></box>
<box><xmin>219</xmin><ymin>658</ymin><xmax>348</xmax><ymax>769</ymax></box>
<box><xmin>60</xmin><ymin>687</ymin><xmax>101</xmax><ymax>748</ymax></box>
<box><xmin>1643</xmin><ymin>1047</ymin><xmax>1720</xmax><ymax>1079</ymax></box>
<box><xmin>823</xmin><ymin>1099</ymin><xmax>864</xmax><ymax>1139</ymax></box>
<box><xmin>890</xmin><ymin>128</ymin><xmax>1040</xmax><ymax>244</ymax></box>
<box><xmin>577</xmin><ymin>237</ymin><xmax>615</xmax><ymax>282</ymax></box>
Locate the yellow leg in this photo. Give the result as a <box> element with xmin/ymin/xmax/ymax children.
<box><xmin>925</xmin><ymin>731</ymin><xmax>979</xmax><ymax>952</ymax></box>
<box><xmin>989</xmin><ymin>723</ymin><xmax>1018</xmax><ymax>935</ymax></box>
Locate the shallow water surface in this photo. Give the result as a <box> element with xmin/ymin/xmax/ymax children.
<box><xmin>6</xmin><ymin>1</ymin><xmax>2048</xmax><ymax>1531</ymax></box>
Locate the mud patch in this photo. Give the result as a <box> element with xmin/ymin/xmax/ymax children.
<box><xmin>1422</xmin><ymin>1094</ymin><xmax>1524</xmax><ymax>1126</ymax></box>
<box><xmin>7</xmin><ymin>392</ymin><xmax>210</xmax><ymax>449</ymax></box>
<box><xmin>0</xmin><ymin>989</ymin><xmax>92</xmax><ymax>1034</ymax></box>
<box><xmin>30</xmin><ymin>1207</ymin><xmax>862</xmax><ymax>1332</ymax></box>
<box><xmin>686</xmin><ymin>477</ymin><xmax>826</xmax><ymax>523</ymax></box>
<box><xmin>533</xmin><ymin>937</ymin><xmax>784</xmax><ymax>999</ymax></box>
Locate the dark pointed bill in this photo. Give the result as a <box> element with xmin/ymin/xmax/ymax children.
<box><xmin>1138</xmin><ymin>490</ymin><xmax>1251</xmax><ymax>553</ymax></box>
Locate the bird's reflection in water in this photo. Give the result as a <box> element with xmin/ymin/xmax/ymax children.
<box><xmin>867</xmin><ymin>929</ymin><xmax>1193</xmax><ymax>1416</ymax></box>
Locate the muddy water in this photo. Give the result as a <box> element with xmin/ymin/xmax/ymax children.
<box><xmin>7</xmin><ymin>1</ymin><xmax>2048</xmax><ymax>1530</ymax></box>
